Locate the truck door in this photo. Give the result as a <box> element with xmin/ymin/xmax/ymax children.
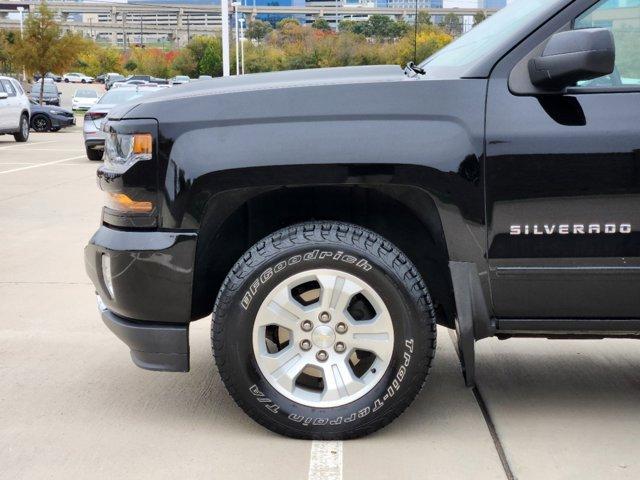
<box><xmin>486</xmin><ymin>0</ymin><xmax>640</xmax><ymax>319</ymax></box>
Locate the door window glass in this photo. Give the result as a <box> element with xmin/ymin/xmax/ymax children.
<box><xmin>1</xmin><ymin>79</ymin><xmax>16</xmax><ymax>96</ymax></box>
<box><xmin>12</xmin><ymin>80</ymin><xmax>24</xmax><ymax>95</ymax></box>
<box><xmin>574</xmin><ymin>0</ymin><xmax>640</xmax><ymax>87</ymax></box>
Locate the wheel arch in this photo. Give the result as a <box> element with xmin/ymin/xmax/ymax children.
<box><xmin>190</xmin><ymin>180</ymin><xmax>459</xmax><ymax>329</ymax></box>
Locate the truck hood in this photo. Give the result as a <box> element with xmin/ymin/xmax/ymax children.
<box><xmin>110</xmin><ymin>65</ymin><xmax>406</xmax><ymax>120</ymax></box>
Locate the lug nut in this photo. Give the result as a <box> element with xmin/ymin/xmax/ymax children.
<box><xmin>316</xmin><ymin>350</ymin><xmax>328</xmax><ymax>362</ymax></box>
<box><xmin>334</xmin><ymin>342</ymin><xmax>346</xmax><ymax>353</ymax></box>
<box><xmin>319</xmin><ymin>311</ymin><xmax>331</xmax><ymax>323</ymax></box>
<box><xmin>300</xmin><ymin>339</ymin><xmax>312</xmax><ymax>351</ymax></box>
<box><xmin>335</xmin><ymin>322</ymin><xmax>348</xmax><ymax>334</ymax></box>
<box><xmin>301</xmin><ymin>320</ymin><xmax>313</xmax><ymax>332</ymax></box>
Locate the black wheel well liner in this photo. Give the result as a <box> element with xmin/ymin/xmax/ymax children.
<box><xmin>191</xmin><ymin>184</ymin><xmax>455</xmax><ymax>328</ymax></box>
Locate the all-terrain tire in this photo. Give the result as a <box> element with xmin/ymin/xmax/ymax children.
<box><xmin>212</xmin><ymin>221</ymin><xmax>437</xmax><ymax>439</ymax></box>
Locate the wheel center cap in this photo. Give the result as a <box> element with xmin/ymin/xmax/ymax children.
<box><xmin>311</xmin><ymin>325</ymin><xmax>335</xmax><ymax>349</ymax></box>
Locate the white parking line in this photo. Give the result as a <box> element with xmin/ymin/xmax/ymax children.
<box><xmin>16</xmin><ymin>148</ymin><xmax>85</xmax><ymax>152</ymax></box>
<box><xmin>0</xmin><ymin>155</ymin><xmax>86</xmax><ymax>175</ymax></box>
<box><xmin>0</xmin><ymin>140</ymin><xmax>58</xmax><ymax>151</ymax></box>
<box><xmin>308</xmin><ymin>441</ymin><xmax>343</xmax><ymax>480</ymax></box>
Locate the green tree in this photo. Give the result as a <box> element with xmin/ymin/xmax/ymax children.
<box><xmin>362</xmin><ymin>15</ymin><xmax>406</xmax><ymax>41</ymax></box>
<box><xmin>124</xmin><ymin>60</ymin><xmax>137</xmax><ymax>72</ymax></box>
<box><xmin>0</xmin><ymin>30</ymin><xmax>17</xmax><ymax>74</ymax></box>
<box><xmin>172</xmin><ymin>48</ymin><xmax>198</xmax><ymax>77</ymax></box>
<box><xmin>11</xmin><ymin>2</ymin><xmax>88</xmax><ymax>104</ymax></box>
<box><xmin>416</xmin><ymin>11</ymin><xmax>432</xmax><ymax>27</ymax></box>
<box><xmin>246</xmin><ymin>19</ymin><xmax>273</xmax><ymax>41</ymax></box>
<box><xmin>79</xmin><ymin>45</ymin><xmax>121</xmax><ymax>77</ymax></box>
<box><xmin>276</xmin><ymin>18</ymin><xmax>301</xmax><ymax>30</ymax></box>
<box><xmin>364</xmin><ymin>15</ymin><xmax>394</xmax><ymax>39</ymax></box>
<box><xmin>185</xmin><ymin>36</ymin><xmax>223</xmax><ymax>76</ymax></box>
<box><xmin>473</xmin><ymin>11</ymin><xmax>487</xmax><ymax>26</ymax></box>
<box><xmin>338</xmin><ymin>20</ymin><xmax>362</xmax><ymax>35</ymax></box>
<box><xmin>441</xmin><ymin>13</ymin><xmax>462</xmax><ymax>36</ymax></box>
<box><xmin>199</xmin><ymin>42</ymin><xmax>222</xmax><ymax>76</ymax></box>
<box><xmin>312</xmin><ymin>18</ymin><xmax>332</xmax><ymax>32</ymax></box>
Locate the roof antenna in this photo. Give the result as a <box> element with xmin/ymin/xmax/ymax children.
<box><xmin>413</xmin><ymin>0</ymin><xmax>419</xmax><ymax>64</ymax></box>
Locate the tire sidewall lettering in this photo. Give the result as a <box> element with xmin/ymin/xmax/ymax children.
<box><xmin>241</xmin><ymin>249</ymin><xmax>372</xmax><ymax>311</ymax></box>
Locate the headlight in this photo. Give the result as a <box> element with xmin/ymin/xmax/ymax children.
<box><xmin>103</xmin><ymin>132</ymin><xmax>153</xmax><ymax>170</ymax></box>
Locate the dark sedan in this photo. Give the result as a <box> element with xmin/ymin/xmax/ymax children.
<box><xmin>33</xmin><ymin>72</ymin><xmax>62</xmax><ymax>82</ymax></box>
<box><xmin>29</xmin><ymin>82</ymin><xmax>61</xmax><ymax>106</ymax></box>
<box><xmin>29</xmin><ymin>99</ymin><xmax>75</xmax><ymax>132</ymax></box>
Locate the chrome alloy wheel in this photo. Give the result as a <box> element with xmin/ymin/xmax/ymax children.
<box><xmin>252</xmin><ymin>269</ymin><xmax>394</xmax><ymax>408</ymax></box>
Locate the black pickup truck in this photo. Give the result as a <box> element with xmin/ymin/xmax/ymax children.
<box><xmin>84</xmin><ymin>0</ymin><xmax>640</xmax><ymax>439</ymax></box>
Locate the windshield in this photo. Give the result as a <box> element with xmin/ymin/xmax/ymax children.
<box><xmin>97</xmin><ymin>89</ymin><xmax>150</xmax><ymax>104</ymax></box>
<box><xmin>76</xmin><ymin>89</ymin><xmax>98</xmax><ymax>98</ymax></box>
<box><xmin>421</xmin><ymin>0</ymin><xmax>566</xmax><ymax>69</ymax></box>
<box><xmin>31</xmin><ymin>84</ymin><xmax>58</xmax><ymax>94</ymax></box>
<box><xmin>176</xmin><ymin>76</ymin><xmax>189</xmax><ymax>80</ymax></box>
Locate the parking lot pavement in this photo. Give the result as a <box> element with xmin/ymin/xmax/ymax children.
<box><xmin>53</xmin><ymin>80</ymin><xmax>105</xmax><ymax>111</ymax></box>
<box><xmin>0</xmin><ymin>126</ymin><xmax>638</xmax><ymax>479</ymax></box>
<box><xmin>476</xmin><ymin>337</ymin><xmax>640</xmax><ymax>479</ymax></box>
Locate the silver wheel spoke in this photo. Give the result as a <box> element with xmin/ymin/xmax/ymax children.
<box><xmin>259</xmin><ymin>349</ymin><xmax>305</xmax><ymax>393</ymax></box>
<box><xmin>316</xmin><ymin>273</ymin><xmax>361</xmax><ymax>312</ymax></box>
<box><xmin>350</xmin><ymin>333</ymin><xmax>392</xmax><ymax>362</ymax></box>
<box><xmin>349</xmin><ymin>312</ymin><xmax>394</xmax><ymax>361</ymax></box>
<box><xmin>322</xmin><ymin>361</ymin><xmax>364</xmax><ymax>402</ymax></box>
<box><xmin>253</xmin><ymin>268</ymin><xmax>394</xmax><ymax>408</ymax></box>
<box><xmin>253</xmin><ymin>287</ymin><xmax>304</xmax><ymax>330</ymax></box>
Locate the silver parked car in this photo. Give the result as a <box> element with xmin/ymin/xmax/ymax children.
<box><xmin>83</xmin><ymin>87</ymin><xmax>159</xmax><ymax>160</ymax></box>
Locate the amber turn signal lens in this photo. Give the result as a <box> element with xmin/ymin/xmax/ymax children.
<box><xmin>106</xmin><ymin>192</ymin><xmax>153</xmax><ymax>213</ymax></box>
<box><xmin>132</xmin><ymin>134</ymin><xmax>153</xmax><ymax>155</ymax></box>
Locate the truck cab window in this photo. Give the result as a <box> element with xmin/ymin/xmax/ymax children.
<box><xmin>574</xmin><ymin>0</ymin><xmax>640</xmax><ymax>87</ymax></box>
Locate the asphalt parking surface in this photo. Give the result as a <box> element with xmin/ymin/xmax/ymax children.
<box><xmin>0</xmin><ymin>118</ymin><xmax>638</xmax><ymax>479</ymax></box>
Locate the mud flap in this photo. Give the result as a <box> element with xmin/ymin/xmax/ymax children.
<box><xmin>448</xmin><ymin>262</ymin><xmax>492</xmax><ymax>387</ymax></box>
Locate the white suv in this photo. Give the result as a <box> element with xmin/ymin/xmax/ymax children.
<box><xmin>0</xmin><ymin>76</ymin><xmax>30</xmax><ymax>142</ymax></box>
<box><xmin>63</xmin><ymin>72</ymin><xmax>94</xmax><ymax>84</ymax></box>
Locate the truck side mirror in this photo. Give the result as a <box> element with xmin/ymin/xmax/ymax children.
<box><xmin>0</xmin><ymin>92</ymin><xmax>8</xmax><ymax>100</ymax></box>
<box><xmin>528</xmin><ymin>28</ymin><xmax>615</xmax><ymax>90</ymax></box>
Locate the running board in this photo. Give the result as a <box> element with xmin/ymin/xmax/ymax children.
<box><xmin>496</xmin><ymin>318</ymin><xmax>640</xmax><ymax>335</ymax></box>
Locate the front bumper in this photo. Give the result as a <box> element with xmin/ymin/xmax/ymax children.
<box><xmin>85</xmin><ymin>225</ymin><xmax>198</xmax><ymax>323</ymax></box>
<box><xmin>98</xmin><ymin>297</ymin><xmax>190</xmax><ymax>372</ymax></box>
<box><xmin>51</xmin><ymin>114</ymin><xmax>75</xmax><ymax>128</ymax></box>
<box><xmin>86</xmin><ymin>226</ymin><xmax>197</xmax><ymax>371</ymax></box>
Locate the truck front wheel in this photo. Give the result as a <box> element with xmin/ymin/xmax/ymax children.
<box><xmin>212</xmin><ymin>222</ymin><xmax>436</xmax><ymax>439</ymax></box>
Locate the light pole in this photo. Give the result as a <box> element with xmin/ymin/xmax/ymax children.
<box><xmin>239</xmin><ymin>16</ymin><xmax>245</xmax><ymax>75</ymax></box>
<box><xmin>17</xmin><ymin>7</ymin><xmax>25</xmax><ymax>81</ymax></box>
<box><xmin>221</xmin><ymin>0</ymin><xmax>230</xmax><ymax>76</ymax></box>
<box><xmin>232</xmin><ymin>2</ymin><xmax>240</xmax><ymax>76</ymax></box>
